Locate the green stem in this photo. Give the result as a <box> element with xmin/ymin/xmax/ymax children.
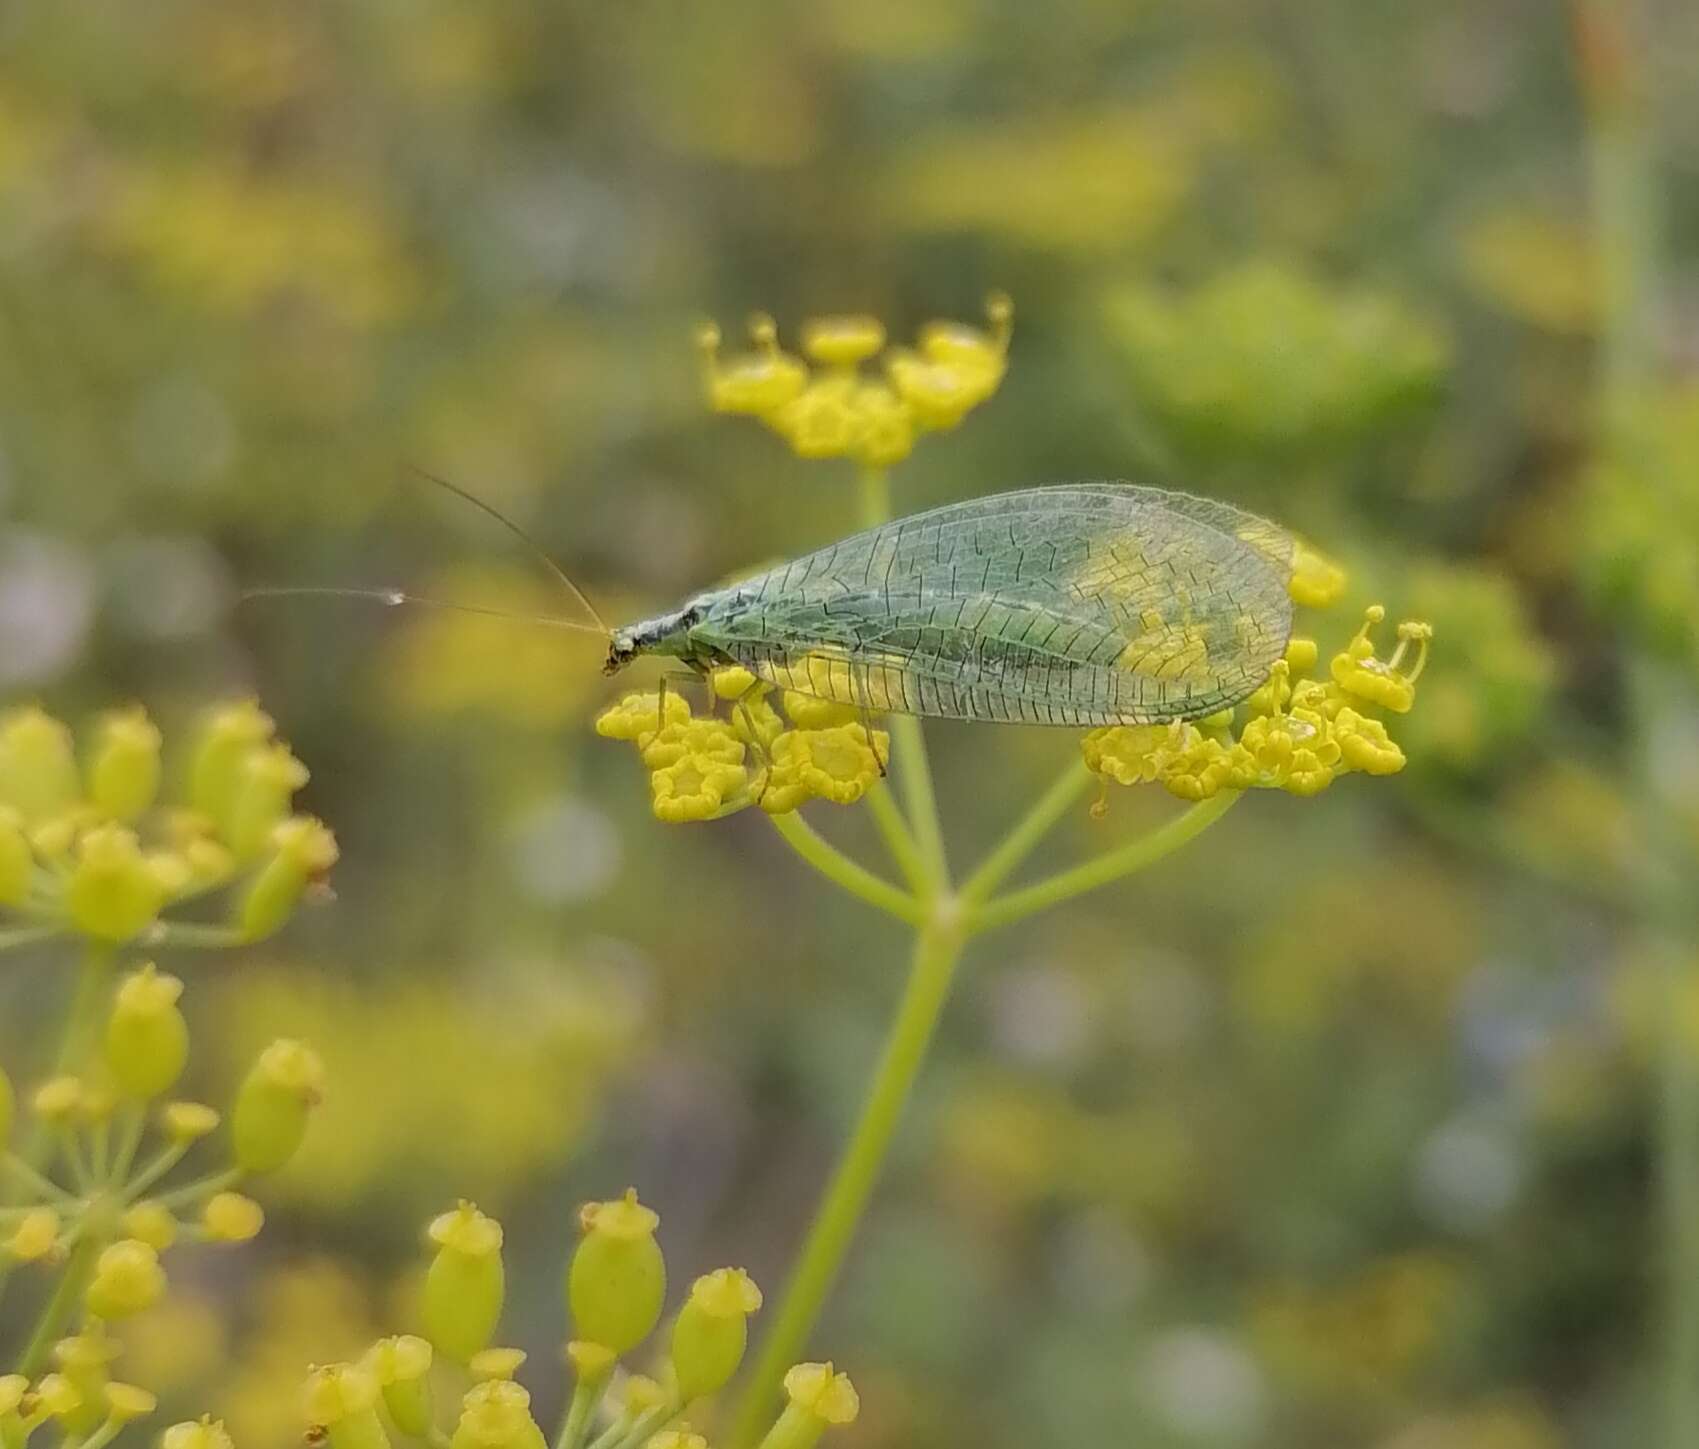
<box><xmin>959</xmin><ymin>761</ymin><xmax>1094</xmax><ymax>907</ymax></box>
<box><xmin>727</xmin><ymin>918</ymin><xmax>967</xmax><ymax>1448</ymax></box>
<box><xmin>120</xmin><ymin>1140</ymin><xmax>191</xmax><ymax>1203</ymax></box>
<box><xmin>865</xmin><ymin>783</ymin><xmax>927</xmax><ymax>893</ymax></box>
<box><xmin>856</xmin><ymin>465</ymin><xmax>949</xmax><ymax>892</ymax></box>
<box><xmin>888</xmin><ymin>717</ymin><xmax>948</xmax><ymax>891</ymax></box>
<box><xmin>153</xmin><ymin>1166</ymin><xmax>241</xmax><ymax>1211</ymax></box>
<box><xmin>968</xmin><ymin>791</ymin><xmax>1240</xmax><ymax>935</ymax></box>
<box><xmin>17</xmin><ymin>1231</ymin><xmax>99</xmax><ymax>1375</ymax></box>
<box><xmin>0</xmin><ymin>1153</ymin><xmax>76</xmax><ymax>1206</ymax></box>
<box><xmin>553</xmin><ymin>1377</ymin><xmax>604</xmax><ymax>1449</ymax></box>
<box><xmin>56</xmin><ymin>944</ymin><xmax>117</xmax><ymax>1075</ymax></box>
<box><xmin>764</xmin><ymin>812</ymin><xmax>924</xmax><ymax>927</ymax></box>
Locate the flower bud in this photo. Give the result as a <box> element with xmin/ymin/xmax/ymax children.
<box><xmin>468</xmin><ymin>1349</ymin><xmax>525</xmax><ymax>1383</ymax></box>
<box><xmin>564</xmin><ymin>1341</ymin><xmax>615</xmax><ymax>1386</ymax></box>
<box><xmin>84</xmin><ymin>1240</ymin><xmax>165</xmax><ymax>1319</ymax></box>
<box><xmin>188</xmin><ymin>702</ymin><xmax>274</xmax><ymax>832</ymax></box>
<box><xmin>104</xmin><ymin>964</ymin><xmax>189</xmax><ymax>1098</ymax></box>
<box><xmin>121</xmin><ymin>1201</ymin><xmax>178</xmax><ymax>1252</ymax></box>
<box><xmin>0</xmin><ymin>708</ymin><xmax>80</xmax><ymax>824</ymax></box>
<box><xmin>102</xmin><ymin>1383</ymin><xmax>156</xmax><ymax>1424</ymax></box>
<box><xmin>33</xmin><ymin>1076</ymin><xmax>82</xmax><ymax>1124</ymax></box>
<box><xmin>236</xmin><ymin>816</ymin><xmax>339</xmax><ymax>941</ymax></box>
<box><xmin>162</xmin><ymin>1417</ymin><xmax>236</xmax><ymax>1449</ymax></box>
<box><xmin>0</xmin><ymin>1375</ymin><xmax>26</xmax><ymax>1417</ymax></box>
<box><xmin>450</xmin><ymin>1380</ymin><xmax>546</xmax><ymax>1449</ymax></box>
<box><xmin>7</xmin><ymin>1207</ymin><xmax>60</xmax><ymax>1262</ymax></box>
<box><xmin>55</xmin><ymin>1333</ymin><xmax>120</xmax><ymax>1435</ymax></box>
<box><xmin>424</xmin><ymin>1203</ymin><xmax>505</xmax><ymax>1363</ymax></box>
<box><xmin>232</xmin><ymin>1039</ymin><xmax>324</xmax><ymax>1173</ymax></box>
<box><xmin>202</xmin><ymin>1192</ymin><xmax>264</xmax><ymax>1242</ymax></box>
<box><xmin>88</xmin><ymin>708</ymin><xmax>162</xmax><ymax>823</ymax></box>
<box><xmin>568</xmin><ymin>1190</ymin><xmax>666</xmax><ymax>1356</ymax></box>
<box><xmin>303</xmin><ymin>1364</ymin><xmax>389</xmax><ymax>1449</ymax></box>
<box><xmin>65</xmin><ymin>825</ymin><xmax>167</xmax><ymax>942</ymax></box>
<box><xmin>363</xmin><ymin>1336</ymin><xmax>433</xmax><ymax>1438</ymax></box>
<box><xmin>755</xmin><ymin>1364</ymin><xmax>860</xmax><ymax>1449</ymax></box>
<box><xmin>227</xmin><ymin>743</ymin><xmax>310</xmax><ymax>861</ymax></box>
<box><xmin>0</xmin><ymin>807</ymin><xmax>30</xmax><ymax>906</ymax></box>
<box><xmin>671</xmin><ymin>1268</ymin><xmax>762</xmax><ymax>1402</ymax></box>
<box><xmin>36</xmin><ymin>1373</ymin><xmax>82</xmax><ymax>1421</ymax></box>
<box><xmin>162</xmin><ymin>1101</ymin><xmax>220</xmax><ymax>1142</ymax></box>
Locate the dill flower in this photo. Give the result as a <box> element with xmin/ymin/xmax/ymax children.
<box><xmin>425</xmin><ymin>1203</ymin><xmax>506</xmax><ymax>1363</ymax></box>
<box><xmin>0</xmin><ymin>699</ymin><xmax>335</xmax><ymax>951</ymax></box>
<box><xmin>568</xmin><ymin>1189</ymin><xmax>666</xmax><ymax>1356</ymax></box>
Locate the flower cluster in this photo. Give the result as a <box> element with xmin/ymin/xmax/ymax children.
<box><xmin>0</xmin><ymin>702</ymin><xmax>337</xmax><ymax>950</ymax></box>
<box><xmin>696</xmin><ymin>296</ymin><xmax>1011</xmax><ymax>467</ymax></box>
<box><xmin>1</xmin><ymin>968</ymin><xmax>323</xmax><ymax>1448</ymax></box>
<box><xmin>597</xmin><ymin>670</ymin><xmax>889</xmax><ymax>823</ymax></box>
<box><xmin>1082</xmin><ymin>603</ymin><xmax>1432</xmax><ymax>806</ymax></box>
<box><xmin>305</xmin><ymin>1190</ymin><xmax>857</xmax><ymax>1449</ymax></box>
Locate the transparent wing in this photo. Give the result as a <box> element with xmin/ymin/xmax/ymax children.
<box><xmin>695</xmin><ymin>484</ymin><xmax>1295</xmax><ymax>726</ymax></box>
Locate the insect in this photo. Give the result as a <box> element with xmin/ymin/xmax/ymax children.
<box><xmin>255</xmin><ymin>480</ymin><xmax>1295</xmax><ymax>728</ymax></box>
<box><xmin>605</xmin><ymin>483</ymin><xmax>1295</xmax><ymax>727</ymax></box>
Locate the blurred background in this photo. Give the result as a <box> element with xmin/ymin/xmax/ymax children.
<box><xmin>2</xmin><ymin>1</ymin><xmax>1698</xmax><ymax>1445</ymax></box>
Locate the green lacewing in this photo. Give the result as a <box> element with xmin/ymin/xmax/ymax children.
<box><xmin>604</xmin><ymin>483</ymin><xmax>1295</xmax><ymax>727</ymax></box>
<box><xmin>254</xmin><ymin>480</ymin><xmax>1295</xmax><ymax>728</ymax></box>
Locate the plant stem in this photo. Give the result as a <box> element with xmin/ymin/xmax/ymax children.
<box><xmin>727</xmin><ymin>917</ymin><xmax>967</xmax><ymax>1449</ymax></box>
<box><xmin>56</xmin><ymin>943</ymin><xmax>117</xmax><ymax>1075</ymax></box>
<box><xmin>17</xmin><ymin>1231</ymin><xmax>98</xmax><ymax>1374</ymax></box>
<box><xmin>855</xmin><ymin>467</ymin><xmax>950</xmax><ymax>891</ymax></box>
<box><xmin>967</xmin><ymin>790</ymin><xmax>1240</xmax><ymax>935</ymax></box>
<box><xmin>865</xmin><ymin>783</ymin><xmax>927</xmax><ymax>893</ymax></box>
<box><xmin>764</xmin><ymin>812</ymin><xmax>924</xmax><ymax>927</ymax></box>
<box><xmin>959</xmin><ymin>761</ymin><xmax>1094</xmax><ymax>907</ymax></box>
<box><xmin>554</xmin><ymin>1377</ymin><xmax>604</xmax><ymax>1449</ymax></box>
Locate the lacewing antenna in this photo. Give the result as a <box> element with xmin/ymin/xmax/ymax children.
<box><xmin>238</xmin><ymin>585</ymin><xmax>609</xmax><ymax>635</ymax></box>
<box><xmin>406</xmin><ymin>465</ymin><xmax>609</xmax><ymax>638</ymax></box>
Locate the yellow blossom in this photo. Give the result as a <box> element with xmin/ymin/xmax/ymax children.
<box><xmin>767</xmin><ymin>726</ymin><xmax>887</xmax><ymax>808</ymax></box>
<box><xmin>639</xmin><ymin>719</ymin><xmax>746</xmax><ymax>773</ymax></box>
<box><xmin>595</xmin><ymin>692</ymin><xmax>691</xmax><ymax>742</ymax></box>
<box><xmin>650</xmin><ymin>753</ymin><xmax>750</xmax><ymax>824</ymax></box>
<box><xmin>800</xmin><ymin>315</ymin><xmax>885</xmax><ymax>367</ymax></box>
<box><xmin>1330</xmin><ymin>606</ymin><xmax>1431</xmax><ymax>713</ymax></box>
<box><xmin>1290</xmin><ymin>542</ymin><xmax>1348</xmax><ymax>607</ymax></box>
<box><xmin>697</xmin><ymin>315</ymin><xmax>808</xmax><ymax>416</ymax></box>
<box><xmin>1081</xmin><ymin>722</ymin><xmax>1180</xmax><ymax>785</ymax></box>
<box><xmin>1333</xmin><ymin>708</ymin><xmax>1408</xmax><ymax>776</ymax></box>
<box><xmin>1158</xmin><ymin>733</ymin><xmax>1234</xmax><ymax>801</ymax></box>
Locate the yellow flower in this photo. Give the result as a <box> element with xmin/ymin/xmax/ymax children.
<box><xmin>1290</xmin><ymin>542</ymin><xmax>1347</xmax><ymax>608</ymax></box>
<box><xmin>771</xmin><ymin>375</ymin><xmax>862</xmax><ymax>459</ymax></box>
<box><xmin>1330</xmin><ymin>606</ymin><xmax>1431</xmax><ymax>714</ymax></box>
<box><xmin>1080</xmin><ymin>723</ymin><xmax>1174</xmax><ymax>785</ymax></box>
<box><xmin>850</xmin><ymin>381</ymin><xmax>915</xmax><ymax>466</ymax></box>
<box><xmin>768</xmin><ymin>726</ymin><xmax>887</xmax><ymax>807</ymax></box>
<box><xmin>800</xmin><ymin>315</ymin><xmax>885</xmax><ymax>367</ymax></box>
<box><xmin>781</xmin><ymin>1361</ymin><xmax>860</xmax><ymax>1425</ymax></box>
<box><xmin>595</xmin><ymin>692</ymin><xmax>691</xmax><ymax>742</ymax></box>
<box><xmin>710</xmin><ymin>666</ymin><xmax>760</xmax><ymax>701</ymax></box>
<box><xmin>1158</xmin><ymin>733</ymin><xmax>1233</xmax><ymax>801</ymax></box>
<box><xmin>650</xmin><ymin>753</ymin><xmax>749</xmax><ymax>823</ymax></box>
<box><xmin>697</xmin><ymin>315</ymin><xmax>808</xmax><ymax>416</ymax></box>
<box><xmin>202</xmin><ymin>1192</ymin><xmax>266</xmax><ymax>1243</ymax></box>
<box><xmin>639</xmin><ymin>719</ymin><xmax>746</xmax><ymax>773</ymax></box>
<box><xmin>781</xmin><ymin>690</ymin><xmax>860</xmax><ymax>731</ymax></box>
<box><xmin>1333</xmin><ymin>708</ymin><xmax>1407</xmax><ymax>776</ymax></box>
